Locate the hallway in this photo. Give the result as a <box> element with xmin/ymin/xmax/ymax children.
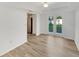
<box><xmin>2</xmin><ymin>34</ymin><xmax>79</xmax><ymax>57</ymax></box>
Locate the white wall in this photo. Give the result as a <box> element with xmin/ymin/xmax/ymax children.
<box><xmin>0</xmin><ymin>4</ymin><xmax>40</xmax><ymax>56</ymax></box>
<box><xmin>27</xmin><ymin>14</ymin><xmax>32</xmax><ymax>33</ymax></box>
<box><xmin>32</xmin><ymin>14</ymin><xmax>36</xmax><ymax>34</ymax></box>
<box><xmin>32</xmin><ymin>14</ymin><xmax>40</xmax><ymax>36</ymax></box>
<box><xmin>36</xmin><ymin>14</ymin><xmax>40</xmax><ymax>36</ymax></box>
<box><xmin>75</xmin><ymin>9</ymin><xmax>79</xmax><ymax>50</ymax></box>
<box><xmin>0</xmin><ymin>7</ymin><xmax>27</xmax><ymax>56</ymax></box>
<box><xmin>40</xmin><ymin>7</ymin><xmax>75</xmax><ymax>40</ymax></box>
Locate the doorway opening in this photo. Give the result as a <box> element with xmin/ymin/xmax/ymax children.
<box><xmin>27</xmin><ymin>13</ymin><xmax>33</xmax><ymax>34</ymax></box>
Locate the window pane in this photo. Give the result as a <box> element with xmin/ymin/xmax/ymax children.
<box><xmin>56</xmin><ymin>16</ymin><xmax>62</xmax><ymax>33</ymax></box>
<box><xmin>49</xmin><ymin>16</ymin><xmax>53</xmax><ymax>32</ymax></box>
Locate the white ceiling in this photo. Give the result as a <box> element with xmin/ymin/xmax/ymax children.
<box><xmin>0</xmin><ymin>2</ymin><xmax>79</xmax><ymax>12</ymax></box>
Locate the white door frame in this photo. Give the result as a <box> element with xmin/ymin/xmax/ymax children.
<box><xmin>27</xmin><ymin>11</ymin><xmax>40</xmax><ymax>36</ymax></box>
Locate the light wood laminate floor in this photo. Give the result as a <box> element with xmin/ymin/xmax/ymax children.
<box><xmin>2</xmin><ymin>34</ymin><xmax>79</xmax><ymax>57</ymax></box>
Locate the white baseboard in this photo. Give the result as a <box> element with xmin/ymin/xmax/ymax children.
<box><xmin>0</xmin><ymin>40</ymin><xmax>27</xmax><ymax>56</ymax></box>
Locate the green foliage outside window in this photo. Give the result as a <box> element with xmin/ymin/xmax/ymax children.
<box><xmin>56</xmin><ymin>24</ymin><xmax>62</xmax><ymax>33</ymax></box>
<box><xmin>49</xmin><ymin>16</ymin><xmax>53</xmax><ymax>32</ymax></box>
<box><xmin>56</xmin><ymin>16</ymin><xmax>62</xmax><ymax>33</ymax></box>
<box><xmin>49</xmin><ymin>22</ymin><xmax>53</xmax><ymax>32</ymax></box>
<box><xmin>56</xmin><ymin>16</ymin><xmax>62</xmax><ymax>19</ymax></box>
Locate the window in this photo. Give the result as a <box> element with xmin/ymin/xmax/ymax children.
<box><xmin>49</xmin><ymin>16</ymin><xmax>54</xmax><ymax>32</ymax></box>
<box><xmin>56</xmin><ymin>16</ymin><xmax>62</xmax><ymax>33</ymax></box>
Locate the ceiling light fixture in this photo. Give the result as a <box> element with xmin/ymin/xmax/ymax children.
<box><xmin>43</xmin><ymin>2</ymin><xmax>48</xmax><ymax>7</ymax></box>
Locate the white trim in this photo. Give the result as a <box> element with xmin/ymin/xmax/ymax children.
<box><xmin>0</xmin><ymin>40</ymin><xmax>27</xmax><ymax>56</ymax></box>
